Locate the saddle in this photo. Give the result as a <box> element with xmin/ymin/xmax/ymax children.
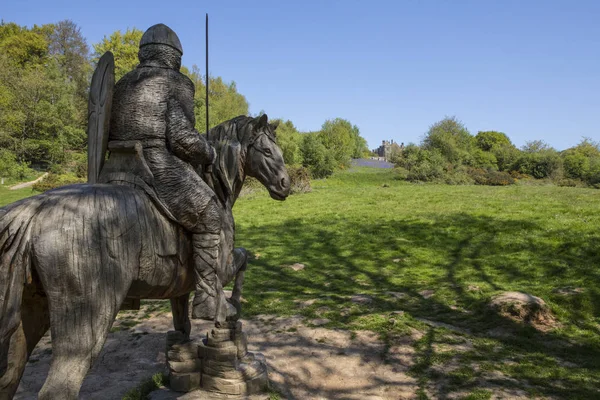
<box><xmin>98</xmin><ymin>140</ymin><xmax>178</xmax><ymax>223</ymax></box>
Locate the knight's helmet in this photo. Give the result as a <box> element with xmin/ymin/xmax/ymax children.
<box><xmin>139</xmin><ymin>23</ymin><xmax>183</xmax><ymax>54</ymax></box>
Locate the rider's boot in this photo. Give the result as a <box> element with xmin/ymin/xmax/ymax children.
<box><xmin>191</xmin><ymin>232</ymin><xmax>237</xmax><ymax>322</ymax></box>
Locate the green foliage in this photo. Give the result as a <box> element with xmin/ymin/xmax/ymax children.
<box><xmin>31</xmin><ymin>172</ymin><xmax>84</xmax><ymax>192</ymax></box>
<box><xmin>514</xmin><ymin>148</ymin><xmax>562</xmax><ymax>179</ymax></box>
<box><xmin>0</xmin><ymin>23</ymin><xmax>48</xmax><ymax>66</ymax></box>
<box><xmin>423</xmin><ymin>116</ymin><xmax>474</xmax><ymax>165</ymax></box>
<box><xmin>562</xmin><ymin>138</ymin><xmax>600</xmax><ymax>186</ymax></box>
<box><xmin>0</xmin><ymin>149</ymin><xmax>19</xmax><ymax>178</ymax></box>
<box><xmin>271</xmin><ymin>119</ymin><xmax>303</xmax><ymax>165</ymax></box>
<box><xmin>0</xmin><ymin>20</ymin><xmax>88</xmax><ymax>171</ymax></box>
<box><xmin>469</xmin><ymin>168</ymin><xmax>515</xmax><ymax>186</ymax></box>
<box><xmin>92</xmin><ymin>28</ymin><xmax>143</xmax><ymax>82</ymax></box>
<box><xmin>475</xmin><ymin>131</ymin><xmax>512</xmax><ymax>151</ymax></box>
<box><xmin>394</xmin><ymin>144</ymin><xmax>446</xmax><ymax>182</ymax></box>
<box><xmin>471</xmin><ymin>149</ymin><xmax>498</xmax><ymax>170</ymax></box>
<box><xmin>318</xmin><ymin>118</ymin><xmax>360</xmax><ymax>169</ymax></box>
<box><xmin>184</xmin><ymin>66</ymin><xmax>249</xmax><ymax>132</ymax></box>
<box><xmin>301</xmin><ymin>133</ymin><xmax>336</xmax><ymax>178</ymax></box>
<box><xmin>286</xmin><ymin>165</ymin><xmax>312</xmax><ymax>194</ymax></box>
<box><xmin>491</xmin><ymin>143</ymin><xmax>519</xmax><ymax>172</ymax></box>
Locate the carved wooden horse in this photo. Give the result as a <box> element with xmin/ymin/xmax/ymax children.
<box><xmin>0</xmin><ymin>114</ymin><xmax>288</xmax><ymax>399</ymax></box>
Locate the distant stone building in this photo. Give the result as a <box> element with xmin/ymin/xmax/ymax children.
<box><xmin>372</xmin><ymin>140</ymin><xmax>404</xmax><ymax>161</ymax></box>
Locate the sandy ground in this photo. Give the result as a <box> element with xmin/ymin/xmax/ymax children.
<box><xmin>14</xmin><ymin>309</ymin><xmax>419</xmax><ymax>400</ymax></box>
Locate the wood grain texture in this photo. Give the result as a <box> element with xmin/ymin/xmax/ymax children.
<box><xmin>87</xmin><ymin>52</ymin><xmax>114</xmax><ymax>184</ymax></box>
<box><xmin>0</xmin><ymin>114</ymin><xmax>291</xmax><ymax>399</ymax></box>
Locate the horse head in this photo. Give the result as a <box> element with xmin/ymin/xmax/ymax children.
<box><xmin>243</xmin><ymin>114</ymin><xmax>290</xmax><ymax>200</ymax></box>
<box><xmin>208</xmin><ymin>114</ymin><xmax>290</xmax><ymax>203</ymax></box>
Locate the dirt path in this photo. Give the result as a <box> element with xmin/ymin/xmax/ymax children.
<box><xmin>9</xmin><ymin>173</ymin><xmax>48</xmax><ymax>190</ymax></box>
<box><xmin>14</xmin><ymin>307</ymin><xmax>418</xmax><ymax>400</ymax></box>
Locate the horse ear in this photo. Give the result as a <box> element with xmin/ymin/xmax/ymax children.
<box><xmin>269</xmin><ymin>120</ymin><xmax>280</xmax><ymax>131</ymax></box>
<box><xmin>254</xmin><ymin>114</ymin><xmax>268</xmax><ymax>130</ymax></box>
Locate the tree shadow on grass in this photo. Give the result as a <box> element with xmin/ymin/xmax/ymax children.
<box><xmin>236</xmin><ymin>212</ymin><xmax>600</xmax><ymax>398</ymax></box>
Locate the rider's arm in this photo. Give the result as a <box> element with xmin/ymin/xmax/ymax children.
<box><xmin>166</xmin><ymin>97</ymin><xmax>215</xmax><ymax>167</ymax></box>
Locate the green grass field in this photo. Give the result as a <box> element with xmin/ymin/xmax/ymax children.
<box><xmin>0</xmin><ymin>185</ymin><xmax>38</xmax><ymax>207</ymax></box>
<box><xmin>233</xmin><ymin>167</ymin><xmax>600</xmax><ymax>399</ymax></box>
<box><xmin>2</xmin><ymin>168</ymin><xmax>599</xmax><ymax>398</ymax></box>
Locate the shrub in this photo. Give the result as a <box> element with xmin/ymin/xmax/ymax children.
<box><xmin>514</xmin><ymin>150</ymin><xmax>562</xmax><ymax>179</ymax></box>
<box><xmin>486</xmin><ymin>171</ymin><xmax>516</xmax><ymax>186</ymax></box>
<box><xmin>287</xmin><ymin>165</ymin><xmax>312</xmax><ymax>194</ymax></box>
<box><xmin>444</xmin><ymin>167</ymin><xmax>474</xmax><ymax>185</ymax></box>
<box><xmin>301</xmin><ymin>133</ymin><xmax>336</xmax><ymax>179</ymax></box>
<box><xmin>468</xmin><ymin>168</ymin><xmax>515</xmax><ymax>186</ymax></box>
<box><xmin>392</xmin><ymin>167</ymin><xmax>409</xmax><ymax>181</ymax></box>
<box><xmin>32</xmin><ymin>173</ymin><xmax>85</xmax><ymax>192</ymax></box>
<box><xmin>557</xmin><ymin>178</ymin><xmax>585</xmax><ymax>187</ymax></box>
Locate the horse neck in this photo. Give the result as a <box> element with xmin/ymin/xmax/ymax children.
<box><xmin>211</xmin><ymin>143</ymin><xmax>247</xmax><ymax>208</ymax></box>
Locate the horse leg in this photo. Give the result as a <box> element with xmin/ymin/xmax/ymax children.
<box><xmin>170</xmin><ymin>293</ymin><xmax>191</xmax><ymax>340</ymax></box>
<box><xmin>38</xmin><ymin>293</ymin><xmax>122</xmax><ymax>400</ymax></box>
<box><xmin>0</xmin><ymin>286</ymin><xmax>50</xmax><ymax>400</ymax></box>
<box><xmin>229</xmin><ymin>248</ymin><xmax>248</xmax><ymax>315</ymax></box>
<box><xmin>0</xmin><ymin>322</ymin><xmax>26</xmax><ymax>400</ymax></box>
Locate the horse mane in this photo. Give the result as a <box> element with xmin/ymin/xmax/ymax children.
<box><xmin>206</xmin><ymin>115</ymin><xmax>252</xmax><ymax>145</ymax></box>
<box><xmin>206</xmin><ymin>115</ymin><xmax>276</xmax><ymax>145</ymax></box>
<box><xmin>205</xmin><ymin>115</ymin><xmax>252</xmax><ymax>204</ymax></box>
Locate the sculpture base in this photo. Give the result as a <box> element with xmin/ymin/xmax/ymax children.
<box><xmin>166</xmin><ymin>322</ymin><xmax>268</xmax><ymax>397</ymax></box>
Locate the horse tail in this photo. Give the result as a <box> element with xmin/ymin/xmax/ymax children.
<box><xmin>0</xmin><ymin>197</ymin><xmax>39</xmax><ymax>375</ymax></box>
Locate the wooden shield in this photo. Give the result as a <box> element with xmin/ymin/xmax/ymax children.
<box><xmin>87</xmin><ymin>51</ymin><xmax>115</xmax><ymax>184</ymax></box>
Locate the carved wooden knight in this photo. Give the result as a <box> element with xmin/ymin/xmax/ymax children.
<box><xmin>109</xmin><ymin>24</ymin><xmax>235</xmax><ymax>322</ymax></box>
<box><xmin>0</xmin><ymin>22</ymin><xmax>290</xmax><ymax>399</ymax></box>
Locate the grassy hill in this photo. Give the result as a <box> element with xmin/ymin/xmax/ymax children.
<box><xmin>233</xmin><ymin>167</ymin><xmax>600</xmax><ymax>398</ymax></box>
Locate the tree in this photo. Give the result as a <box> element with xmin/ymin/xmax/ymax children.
<box><xmin>422</xmin><ymin>116</ymin><xmax>473</xmax><ymax>165</ymax></box>
<box><xmin>301</xmin><ymin>132</ymin><xmax>335</xmax><ymax>178</ymax></box>
<box><xmin>270</xmin><ymin>119</ymin><xmax>303</xmax><ymax>165</ymax></box>
<box><xmin>475</xmin><ymin>131</ymin><xmax>512</xmax><ymax>151</ymax></box>
<box><xmin>0</xmin><ymin>148</ymin><xmax>19</xmax><ymax>179</ymax></box>
<box><xmin>562</xmin><ymin>138</ymin><xmax>600</xmax><ymax>182</ymax></box>
<box><xmin>318</xmin><ymin>118</ymin><xmax>358</xmax><ymax>168</ymax></box>
<box><xmin>521</xmin><ymin>140</ymin><xmax>551</xmax><ymax>153</ymax></box>
<box><xmin>93</xmin><ymin>28</ymin><xmax>143</xmax><ymax>81</ymax></box>
<box><xmin>0</xmin><ymin>27</ymin><xmax>47</xmax><ymax>66</ymax></box>
<box><xmin>46</xmin><ymin>20</ymin><xmax>91</xmax><ymax>119</ymax></box>
<box><xmin>185</xmin><ymin>65</ymin><xmax>249</xmax><ymax>132</ymax></box>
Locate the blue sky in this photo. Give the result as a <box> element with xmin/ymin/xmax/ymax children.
<box><xmin>3</xmin><ymin>0</ymin><xmax>599</xmax><ymax>150</ymax></box>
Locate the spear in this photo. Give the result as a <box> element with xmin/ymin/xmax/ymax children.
<box><xmin>206</xmin><ymin>13</ymin><xmax>209</xmax><ymax>137</ymax></box>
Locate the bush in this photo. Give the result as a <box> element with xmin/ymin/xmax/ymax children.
<box><xmin>557</xmin><ymin>178</ymin><xmax>585</xmax><ymax>187</ymax></box>
<box><xmin>514</xmin><ymin>150</ymin><xmax>562</xmax><ymax>179</ymax></box>
<box><xmin>301</xmin><ymin>133</ymin><xmax>335</xmax><ymax>179</ymax></box>
<box><xmin>444</xmin><ymin>166</ymin><xmax>474</xmax><ymax>185</ymax></box>
<box><xmin>287</xmin><ymin>165</ymin><xmax>311</xmax><ymax>194</ymax></box>
<box><xmin>468</xmin><ymin>168</ymin><xmax>515</xmax><ymax>186</ymax></box>
<box><xmin>392</xmin><ymin>167</ymin><xmax>409</xmax><ymax>181</ymax></box>
<box><xmin>32</xmin><ymin>173</ymin><xmax>85</xmax><ymax>192</ymax></box>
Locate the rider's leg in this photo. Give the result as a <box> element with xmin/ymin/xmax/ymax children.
<box><xmin>191</xmin><ymin>199</ymin><xmax>236</xmax><ymax>322</ymax></box>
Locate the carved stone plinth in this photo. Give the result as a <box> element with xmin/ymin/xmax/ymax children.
<box><xmin>166</xmin><ymin>322</ymin><xmax>268</xmax><ymax>397</ymax></box>
<box><xmin>166</xmin><ymin>331</ymin><xmax>203</xmax><ymax>392</ymax></box>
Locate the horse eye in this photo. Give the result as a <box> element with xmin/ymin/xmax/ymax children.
<box><xmin>265</xmin><ymin>148</ymin><xmax>272</xmax><ymax>156</ymax></box>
